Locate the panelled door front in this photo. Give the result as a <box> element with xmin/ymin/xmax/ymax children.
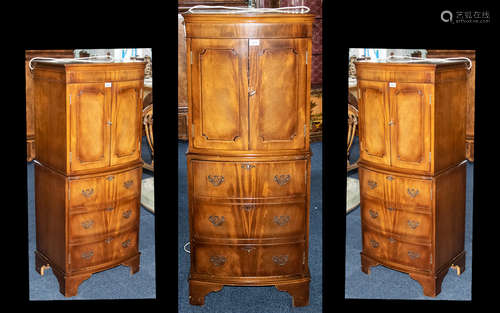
<box><xmin>388</xmin><ymin>82</ymin><xmax>432</xmax><ymax>172</ymax></box>
<box><xmin>358</xmin><ymin>80</ymin><xmax>391</xmax><ymax>167</ymax></box>
<box><xmin>110</xmin><ymin>81</ymin><xmax>143</xmax><ymax>166</ymax></box>
<box><xmin>189</xmin><ymin>38</ymin><xmax>249</xmax><ymax>151</ymax></box>
<box><xmin>69</xmin><ymin>83</ymin><xmax>111</xmax><ymax>172</ymax></box>
<box><xmin>249</xmin><ymin>39</ymin><xmax>308</xmax><ymax>151</ymax></box>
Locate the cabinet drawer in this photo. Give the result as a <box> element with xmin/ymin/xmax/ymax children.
<box><xmin>359</xmin><ymin>167</ymin><xmax>385</xmax><ymax>200</ymax></box>
<box><xmin>191</xmin><ymin>160</ymin><xmax>306</xmax><ymax>198</ymax></box>
<box><xmin>69</xmin><ymin>198</ymin><xmax>140</xmax><ymax>243</ymax></box>
<box><xmin>361</xmin><ymin>197</ymin><xmax>432</xmax><ymax>243</ymax></box>
<box><xmin>393</xmin><ymin>176</ymin><xmax>432</xmax><ymax>208</ymax></box>
<box><xmin>192</xmin><ymin>200</ymin><xmax>306</xmax><ymax>240</ymax></box>
<box><xmin>69</xmin><ymin>229</ymin><xmax>138</xmax><ymax>272</ymax></box>
<box><xmin>68</xmin><ymin>167</ymin><xmax>141</xmax><ymax>207</ymax></box>
<box><xmin>192</xmin><ymin>242</ymin><xmax>305</xmax><ymax>277</ymax></box>
<box><xmin>363</xmin><ymin>229</ymin><xmax>431</xmax><ymax>271</ymax></box>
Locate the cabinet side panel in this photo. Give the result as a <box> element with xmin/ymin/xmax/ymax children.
<box><xmin>434</xmin><ymin>164</ymin><xmax>466</xmax><ymax>271</ymax></box>
<box><xmin>434</xmin><ymin>69</ymin><xmax>467</xmax><ymax>171</ymax></box>
<box><xmin>34</xmin><ymin>71</ymin><xmax>67</xmax><ymax>171</ymax></box>
<box><xmin>35</xmin><ymin>164</ymin><xmax>67</xmax><ymax>271</ymax></box>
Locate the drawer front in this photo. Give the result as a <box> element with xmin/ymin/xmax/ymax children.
<box><xmin>69</xmin><ymin>167</ymin><xmax>141</xmax><ymax>207</ymax></box>
<box><xmin>359</xmin><ymin>167</ymin><xmax>385</xmax><ymax>200</ymax></box>
<box><xmin>192</xmin><ymin>242</ymin><xmax>305</xmax><ymax>277</ymax></box>
<box><xmin>363</xmin><ymin>229</ymin><xmax>431</xmax><ymax>271</ymax></box>
<box><xmin>361</xmin><ymin>197</ymin><xmax>432</xmax><ymax>242</ymax></box>
<box><xmin>192</xmin><ymin>160</ymin><xmax>306</xmax><ymax>198</ymax></box>
<box><xmin>115</xmin><ymin>167</ymin><xmax>142</xmax><ymax>200</ymax></box>
<box><xmin>69</xmin><ymin>229</ymin><xmax>138</xmax><ymax>272</ymax></box>
<box><xmin>393</xmin><ymin>175</ymin><xmax>432</xmax><ymax>208</ymax></box>
<box><xmin>69</xmin><ymin>198</ymin><xmax>140</xmax><ymax>242</ymax></box>
<box><xmin>192</xmin><ymin>200</ymin><xmax>306</xmax><ymax>240</ymax></box>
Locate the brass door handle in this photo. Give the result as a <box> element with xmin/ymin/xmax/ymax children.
<box><xmin>272</xmin><ymin>255</ymin><xmax>289</xmax><ymax>266</ymax></box>
<box><xmin>209</xmin><ymin>255</ymin><xmax>226</xmax><ymax>267</ymax></box>
<box><xmin>208</xmin><ymin>215</ymin><xmax>225</xmax><ymax>226</ymax></box>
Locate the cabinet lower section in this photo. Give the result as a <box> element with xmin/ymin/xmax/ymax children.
<box><xmin>187</xmin><ymin>153</ymin><xmax>311</xmax><ymax>306</ymax></box>
<box><xmin>34</xmin><ymin>163</ymin><xmax>142</xmax><ymax>297</ymax></box>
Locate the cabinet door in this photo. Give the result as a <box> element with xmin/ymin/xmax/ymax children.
<box><xmin>358</xmin><ymin>80</ymin><xmax>391</xmax><ymax>166</ymax></box>
<box><xmin>110</xmin><ymin>81</ymin><xmax>143</xmax><ymax>166</ymax></box>
<box><xmin>388</xmin><ymin>83</ymin><xmax>432</xmax><ymax>172</ymax></box>
<box><xmin>249</xmin><ymin>39</ymin><xmax>308</xmax><ymax>151</ymax></box>
<box><xmin>190</xmin><ymin>39</ymin><xmax>249</xmax><ymax>150</ymax></box>
<box><xmin>69</xmin><ymin>83</ymin><xmax>111</xmax><ymax>172</ymax></box>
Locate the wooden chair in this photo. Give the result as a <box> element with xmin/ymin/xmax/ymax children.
<box><xmin>142</xmin><ymin>104</ymin><xmax>154</xmax><ymax>172</ymax></box>
<box><xmin>347</xmin><ymin>103</ymin><xmax>359</xmax><ymax>172</ymax></box>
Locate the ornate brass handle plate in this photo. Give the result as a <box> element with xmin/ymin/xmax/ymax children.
<box><xmin>407</xmin><ymin>188</ymin><xmax>419</xmax><ymax>198</ymax></box>
<box><xmin>367</xmin><ymin>180</ymin><xmax>377</xmax><ymax>189</ymax></box>
<box><xmin>209</xmin><ymin>255</ymin><xmax>226</xmax><ymax>266</ymax></box>
<box><xmin>408</xmin><ymin>251</ymin><xmax>420</xmax><ymax>260</ymax></box>
<box><xmin>272</xmin><ymin>255</ymin><xmax>289</xmax><ymax>266</ymax></box>
<box><xmin>81</xmin><ymin>188</ymin><xmax>94</xmax><ymax>198</ymax></box>
<box><xmin>81</xmin><ymin>220</ymin><xmax>94</xmax><ymax>229</ymax></box>
<box><xmin>122</xmin><ymin>239</ymin><xmax>131</xmax><ymax>248</ymax></box>
<box><xmin>123</xmin><ymin>180</ymin><xmax>134</xmax><ymax>189</ymax></box>
<box><xmin>274</xmin><ymin>174</ymin><xmax>291</xmax><ymax>186</ymax></box>
<box><xmin>407</xmin><ymin>220</ymin><xmax>420</xmax><ymax>229</ymax></box>
<box><xmin>273</xmin><ymin>216</ymin><xmax>290</xmax><ymax>226</ymax></box>
<box><xmin>207</xmin><ymin>175</ymin><xmax>224</xmax><ymax>186</ymax></box>
<box><xmin>241</xmin><ymin>164</ymin><xmax>255</xmax><ymax>170</ymax></box>
<box><xmin>122</xmin><ymin>210</ymin><xmax>132</xmax><ymax>219</ymax></box>
<box><xmin>368</xmin><ymin>209</ymin><xmax>378</xmax><ymax>219</ymax></box>
<box><xmin>369</xmin><ymin>239</ymin><xmax>379</xmax><ymax>248</ymax></box>
<box><xmin>208</xmin><ymin>215</ymin><xmax>225</xmax><ymax>226</ymax></box>
<box><xmin>240</xmin><ymin>246</ymin><xmax>256</xmax><ymax>253</ymax></box>
<box><xmin>81</xmin><ymin>250</ymin><xmax>94</xmax><ymax>260</ymax></box>
<box><xmin>105</xmin><ymin>237</ymin><xmax>114</xmax><ymax>244</ymax></box>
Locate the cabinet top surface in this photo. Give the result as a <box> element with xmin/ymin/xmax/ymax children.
<box><xmin>183</xmin><ymin>12</ymin><xmax>315</xmax><ymax>22</ymax></box>
<box><xmin>32</xmin><ymin>59</ymin><xmax>145</xmax><ymax>68</ymax></box>
<box><xmin>355</xmin><ymin>58</ymin><xmax>468</xmax><ymax>67</ymax></box>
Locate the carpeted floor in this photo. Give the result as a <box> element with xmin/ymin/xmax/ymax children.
<box><xmin>345</xmin><ymin>137</ymin><xmax>473</xmax><ymax>300</ymax></box>
<box><xmin>27</xmin><ymin>138</ymin><xmax>156</xmax><ymax>300</ymax></box>
<box><xmin>177</xmin><ymin>141</ymin><xmax>323</xmax><ymax>312</ymax></box>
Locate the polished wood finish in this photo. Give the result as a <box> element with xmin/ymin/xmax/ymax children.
<box><xmin>184</xmin><ymin>13</ymin><xmax>313</xmax><ymax>306</ymax></box>
<box><xmin>33</xmin><ymin>61</ymin><xmax>145</xmax><ymax>297</ymax></box>
<box><xmin>179</xmin><ymin>14</ymin><xmax>189</xmax><ymax>141</ymax></box>
<box><xmin>426</xmin><ymin>50</ymin><xmax>475</xmax><ymax>162</ymax></box>
<box><xmin>355</xmin><ymin>60</ymin><xmax>467</xmax><ymax>297</ymax></box>
<box><xmin>25</xmin><ymin>50</ymin><xmax>74</xmax><ymax>162</ymax></box>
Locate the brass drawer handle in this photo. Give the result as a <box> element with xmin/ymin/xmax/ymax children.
<box><xmin>273</xmin><ymin>216</ymin><xmax>290</xmax><ymax>226</ymax></box>
<box><xmin>387</xmin><ymin>207</ymin><xmax>396</xmax><ymax>211</ymax></box>
<box><xmin>208</xmin><ymin>215</ymin><xmax>225</xmax><ymax>226</ymax></box>
<box><xmin>81</xmin><ymin>250</ymin><xmax>94</xmax><ymax>260</ymax></box>
<box><xmin>81</xmin><ymin>188</ymin><xmax>94</xmax><ymax>198</ymax></box>
<box><xmin>207</xmin><ymin>175</ymin><xmax>224</xmax><ymax>186</ymax></box>
<box><xmin>123</xmin><ymin>180</ymin><xmax>134</xmax><ymax>189</ymax></box>
<box><xmin>408</xmin><ymin>220</ymin><xmax>420</xmax><ymax>229</ymax></box>
<box><xmin>241</xmin><ymin>163</ymin><xmax>255</xmax><ymax>170</ymax></box>
<box><xmin>274</xmin><ymin>174</ymin><xmax>291</xmax><ymax>186</ymax></box>
<box><xmin>106</xmin><ymin>175</ymin><xmax>114</xmax><ymax>181</ymax></box>
<box><xmin>386</xmin><ymin>175</ymin><xmax>394</xmax><ymax>181</ymax></box>
<box><xmin>367</xmin><ymin>180</ymin><xmax>377</xmax><ymax>189</ymax></box>
<box><xmin>209</xmin><ymin>255</ymin><xmax>226</xmax><ymax>267</ymax></box>
<box><xmin>105</xmin><ymin>237</ymin><xmax>114</xmax><ymax>244</ymax></box>
<box><xmin>122</xmin><ymin>210</ymin><xmax>132</xmax><ymax>219</ymax></box>
<box><xmin>122</xmin><ymin>239</ymin><xmax>131</xmax><ymax>248</ymax></box>
<box><xmin>105</xmin><ymin>207</ymin><xmax>114</xmax><ymax>212</ymax></box>
<box><xmin>272</xmin><ymin>255</ymin><xmax>289</xmax><ymax>266</ymax></box>
<box><xmin>81</xmin><ymin>220</ymin><xmax>94</xmax><ymax>229</ymax></box>
<box><xmin>241</xmin><ymin>204</ymin><xmax>255</xmax><ymax>212</ymax></box>
<box><xmin>368</xmin><ymin>209</ymin><xmax>378</xmax><ymax>219</ymax></box>
<box><xmin>388</xmin><ymin>237</ymin><xmax>396</xmax><ymax>243</ymax></box>
<box><xmin>369</xmin><ymin>239</ymin><xmax>379</xmax><ymax>248</ymax></box>
<box><xmin>240</xmin><ymin>246</ymin><xmax>256</xmax><ymax>253</ymax></box>
<box><xmin>408</xmin><ymin>251</ymin><xmax>420</xmax><ymax>260</ymax></box>
<box><xmin>407</xmin><ymin>188</ymin><xmax>419</xmax><ymax>198</ymax></box>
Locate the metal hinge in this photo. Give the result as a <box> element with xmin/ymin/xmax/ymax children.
<box><xmin>430</xmin><ymin>187</ymin><xmax>432</xmax><ymax>200</ymax></box>
<box><xmin>69</xmin><ymin>151</ymin><xmax>72</xmax><ymax>163</ymax></box>
<box><xmin>430</xmin><ymin>253</ymin><xmax>433</xmax><ymax>264</ymax></box>
<box><xmin>190</xmin><ymin>51</ymin><xmax>193</xmax><ymax>65</ymax></box>
<box><xmin>69</xmin><ymin>95</ymin><xmax>71</xmax><ymax>105</ymax></box>
<box><xmin>68</xmin><ymin>253</ymin><xmax>71</xmax><ymax>264</ymax></box>
<box><xmin>305</xmin><ymin>51</ymin><xmax>308</xmax><ymax>65</ymax></box>
<box><xmin>429</xmin><ymin>95</ymin><xmax>432</xmax><ymax>105</ymax></box>
<box><xmin>429</xmin><ymin>152</ymin><xmax>431</xmax><ymax>161</ymax></box>
<box><xmin>304</xmin><ymin>124</ymin><xmax>307</xmax><ymax>136</ymax></box>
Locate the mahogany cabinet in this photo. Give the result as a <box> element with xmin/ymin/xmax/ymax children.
<box><xmin>355</xmin><ymin>60</ymin><xmax>468</xmax><ymax>297</ymax></box>
<box><xmin>426</xmin><ymin>50</ymin><xmax>475</xmax><ymax>162</ymax></box>
<box><xmin>25</xmin><ymin>50</ymin><xmax>74</xmax><ymax>161</ymax></box>
<box><xmin>32</xmin><ymin>60</ymin><xmax>145</xmax><ymax>297</ymax></box>
<box><xmin>184</xmin><ymin>12</ymin><xmax>314</xmax><ymax>306</ymax></box>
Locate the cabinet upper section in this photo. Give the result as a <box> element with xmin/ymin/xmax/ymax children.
<box><xmin>183</xmin><ymin>13</ymin><xmax>315</xmax><ymax>39</ymax></box>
